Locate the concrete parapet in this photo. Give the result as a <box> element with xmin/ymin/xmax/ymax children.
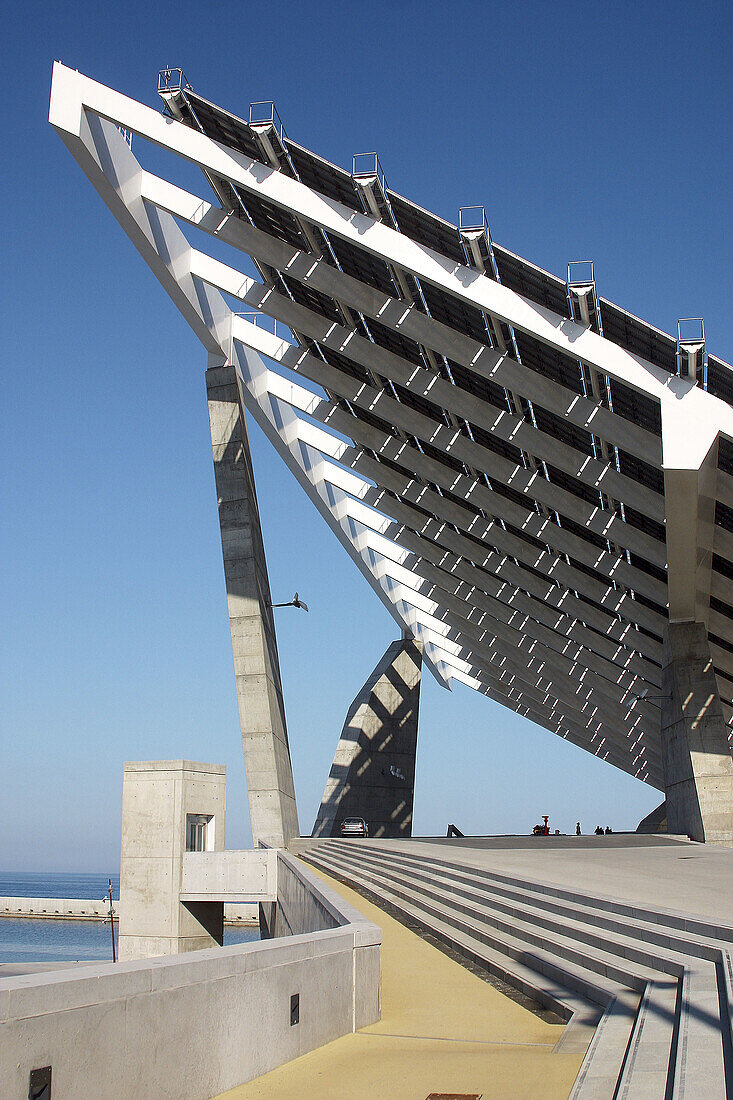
<box><xmin>0</xmin><ymin>849</ymin><xmax>381</xmax><ymax>1099</ymax></box>
<box><xmin>181</xmin><ymin>849</ymin><xmax>277</xmax><ymax>901</ymax></box>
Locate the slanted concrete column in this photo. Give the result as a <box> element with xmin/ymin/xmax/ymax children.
<box><xmin>661</xmin><ymin>623</ymin><xmax>733</xmax><ymax>845</ymax></box>
<box><xmin>119</xmin><ymin>761</ymin><xmax>226</xmax><ymax>960</ymax></box>
<box><xmin>207</xmin><ymin>360</ymin><xmax>299</xmax><ymax>848</ymax></box>
<box><xmin>313</xmin><ymin>638</ymin><xmax>422</xmax><ymax>839</ymax></box>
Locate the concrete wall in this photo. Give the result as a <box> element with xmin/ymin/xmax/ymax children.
<box><xmin>269</xmin><ymin>852</ymin><xmax>342</xmax><ymax>939</ymax></box>
<box><xmin>0</xmin><ymin>853</ymin><xmax>381</xmax><ymax>1099</ymax></box>
<box><xmin>119</xmin><ymin>761</ymin><xmax>226</xmax><ymax>959</ymax></box>
<box><xmin>268</xmin><ymin>854</ymin><xmax>381</xmax><ymax>1031</ymax></box>
<box><xmin>181</xmin><ymin>849</ymin><xmax>276</xmax><ymax>902</ymax></box>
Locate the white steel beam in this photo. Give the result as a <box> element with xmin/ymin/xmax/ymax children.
<box><xmin>185</xmin><ymin>242</ymin><xmax>665</xmax><ymax>525</ymax></box>
<box><xmin>662</xmin><ymin>401</ymin><xmax>719</xmax><ymax>624</ymax></box>
<box><xmin>142</xmin><ymin>168</ymin><xmax>662</xmax><ymax>464</ymax></box>
<box><xmin>48</xmin><ymin>63</ymin><xmax>733</xmax><ymax>435</ymax></box>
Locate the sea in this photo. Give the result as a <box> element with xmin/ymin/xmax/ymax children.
<box><xmin>0</xmin><ymin>871</ymin><xmax>259</xmax><ymax>964</ymax></box>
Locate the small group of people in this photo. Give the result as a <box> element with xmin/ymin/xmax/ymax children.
<box><xmin>575</xmin><ymin>822</ymin><xmax>613</xmax><ymax>835</ymax></box>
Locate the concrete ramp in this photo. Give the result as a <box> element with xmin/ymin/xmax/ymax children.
<box><xmin>299</xmin><ymin>837</ymin><xmax>733</xmax><ymax>1098</ymax></box>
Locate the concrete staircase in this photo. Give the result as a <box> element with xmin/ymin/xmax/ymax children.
<box><xmin>296</xmin><ymin>839</ymin><xmax>733</xmax><ymax>1099</ymax></box>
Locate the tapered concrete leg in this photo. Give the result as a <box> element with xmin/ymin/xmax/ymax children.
<box><xmin>662</xmin><ymin>622</ymin><xmax>733</xmax><ymax>845</ymax></box>
<box><xmin>636</xmin><ymin>800</ymin><xmax>667</xmax><ymax>834</ymax></box>
<box><xmin>207</xmin><ymin>360</ymin><xmax>299</xmax><ymax>848</ymax></box>
<box><xmin>313</xmin><ymin>638</ymin><xmax>423</xmax><ymax>839</ymax></box>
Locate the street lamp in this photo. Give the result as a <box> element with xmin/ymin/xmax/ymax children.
<box><xmin>630</xmin><ymin>687</ymin><xmax>672</xmax><ymax>707</ymax></box>
<box><xmin>270</xmin><ymin>592</ymin><xmax>309</xmax><ymax>612</ymax></box>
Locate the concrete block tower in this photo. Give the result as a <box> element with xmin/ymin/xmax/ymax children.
<box><xmin>118</xmin><ymin>760</ymin><xmax>226</xmax><ymax>960</ymax></box>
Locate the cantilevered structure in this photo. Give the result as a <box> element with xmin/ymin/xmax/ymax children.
<box><xmin>49</xmin><ymin>63</ymin><xmax>733</xmax><ymax>845</ymax></box>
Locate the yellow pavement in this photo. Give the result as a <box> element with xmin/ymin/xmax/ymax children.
<box><xmin>216</xmin><ymin>866</ymin><xmax>585</xmax><ymax>1100</ymax></box>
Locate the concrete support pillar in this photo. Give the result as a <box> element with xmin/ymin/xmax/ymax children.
<box><xmin>313</xmin><ymin>638</ymin><xmax>423</xmax><ymax>839</ymax></box>
<box><xmin>119</xmin><ymin>761</ymin><xmax>226</xmax><ymax>960</ymax></box>
<box><xmin>207</xmin><ymin>360</ymin><xmax>299</xmax><ymax>848</ymax></box>
<box><xmin>636</xmin><ymin>800</ymin><xmax>667</xmax><ymax>834</ymax></box>
<box><xmin>662</xmin><ymin>623</ymin><xmax>733</xmax><ymax>845</ymax></box>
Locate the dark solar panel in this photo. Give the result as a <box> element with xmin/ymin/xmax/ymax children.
<box><xmin>182</xmin><ymin>91</ymin><xmax>263</xmax><ymax>162</ymax></box>
<box><xmin>566</xmin><ymin>554</ymin><xmax>618</xmax><ymax>591</ymax></box>
<box><xmin>710</xmin><ymin>631</ymin><xmax>733</xmax><ymax>656</ymax></box>
<box><xmin>468</xmin><ymin>422</ymin><xmax>525</xmax><ymax>467</ymax></box>
<box><xmin>503</xmin><ymin>521</ymin><xmax>552</xmax><ymax>555</ymax></box>
<box><xmin>706</xmin><ymin>355</ymin><xmax>733</xmax><ymax>406</ymax></box>
<box><xmin>319</xmin><ymin>346</ymin><xmax>371</xmax><ymax>386</ymax></box>
<box><xmin>631</xmin><ymin>591</ymin><xmax>668</xmax><ymax>618</ymax></box>
<box><xmin>607</xmin><ymin>379</ymin><xmax>662</xmax><ymax>436</ymax></box>
<box><xmin>365</xmin><ymin>315</ymin><xmax>423</xmax><ymax>365</ymax></box>
<box><xmin>285</xmin><ymin>143</ymin><xmax>360</xmax><ymax>209</ymax></box>
<box><xmin>628</xmin><ymin>552</ymin><xmax>667</xmax><ymax>586</ymax></box>
<box><xmin>617</xmin><ymin>450</ymin><xmax>664</xmax><ymax>495</ymax></box>
<box><xmin>623</xmin><ymin>506</ymin><xmax>666</xmax><ymax>543</ymax></box>
<box><xmin>418</xmin><ymin>437</ymin><xmax>467</xmax><ymax>476</ymax></box>
<box><xmin>574</xmin><ymin>587</ymin><xmax>628</xmax><ymax>626</ymax></box>
<box><xmin>492</xmin><ymin>245</ymin><xmax>570</xmax><ymax>317</ymax></box>
<box><xmin>719</xmin><ymin>436</ymin><xmax>733</xmax><ymax>476</ymax></box>
<box><xmin>392</xmin><ymin>382</ymin><xmax>446</xmax><ymax>424</ymax></box>
<box><xmin>178</xmin><ymin>86</ymin><xmax>725</xmax><ymax>440</ymax></box>
<box><xmin>490</xmin><ymin>478</ymin><xmax>538</xmax><ymax>512</ymax></box>
<box><xmin>546</xmin><ymin>464</ymin><xmax>602</xmax><ymax>508</ymax></box>
<box><xmin>336</xmin><ymin>396</ymin><xmax>397</xmax><ymax>439</ymax></box>
<box><xmin>599</xmin><ymin>299</ymin><xmax>677</xmax><ymax>374</ymax></box>
<box><xmin>242</xmin><ymin>191</ymin><xmax>308</xmax><ymax>250</ymax></box>
<box><xmin>327</xmin><ymin>235</ymin><xmax>398</xmax><ymax>297</ymax></box>
<box><xmin>394</xmin><ymin>489</ymin><xmax>435</xmax><ymax>524</ymax></box>
<box><xmin>447</xmin><ymin>360</ymin><xmax>509</xmax><ymax>411</ymax></box>
<box><xmin>560</xmin><ymin>515</ymin><xmax>610</xmax><ymax>554</ymax></box>
<box><xmin>438</xmin><ymin>483</ymin><xmax>485</xmax><ymax>520</ymax></box>
<box><xmin>713</xmin><ymin>553</ymin><xmax>733</xmax><ymax>581</ymax></box>
<box><xmin>710</xmin><ymin>596</ymin><xmax>733</xmax><ymax>621</ymax></box>
<box><xmin>280</xmin><ymin>273</ymin><xmax>343</xmax><ymax>325</ymax></box>
<box><xmin>367</xmin><ymin>450</ymin><xmax>409</xmax><ymax>480</ymax></box>
<box><xmin>715</xmin><ymin>499</ymin><xmax>733</xmax><ymax>532</ymax></box>
<box><xmin>514</xmin><ymin>332</ymin><xmax>585</xmax><ymax>395</ymax></box>
<box><xmin>385</xmin><ymin>193</ymin><xmax>466</xmax><ymax>265</ymax></box>
<box><xmin>532</xmin><ymin>405</ymin><xmax>595</xmax><ymax>458</ymax></box>
<box><xmin>420</xmin><ymin>282</ymin><xmax>489</xmax><ymax>344</ymax></box>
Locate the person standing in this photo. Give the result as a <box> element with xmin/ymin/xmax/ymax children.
<box><xmin>576</xmin><ymin>822</ymin><xmax>581</xmax><ymax>835</ymax></box>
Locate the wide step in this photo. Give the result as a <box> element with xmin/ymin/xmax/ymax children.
<box><xmin>300</xmin><ymin>840</ymin><xmax>731</xmax><ymax>1099</ymax></box>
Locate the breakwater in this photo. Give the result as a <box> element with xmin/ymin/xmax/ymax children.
<box><xmin>0</xmin><ymin>897</ymin><xmax>258</xmax><ymax>925</ymax></box>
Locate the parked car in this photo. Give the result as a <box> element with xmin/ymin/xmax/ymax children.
<box><xmin>339</xmin><ymin>817</ymin><xmax>369</xmax><ymax>837</ymax></box>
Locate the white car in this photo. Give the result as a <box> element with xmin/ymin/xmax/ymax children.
<box><xmin>339</xmin><ymin>817</ymin><xmax>369</xmax><ymax>837</ymax></box>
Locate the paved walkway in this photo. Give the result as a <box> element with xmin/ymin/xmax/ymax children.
<box><xmin>216</xmin><ymin>866</ymin><xmax>584</xmax><ymax>1100</ymax></box>
<box><xmin>368</xmin><ymin>834</ymin><xmax>733</xmax><ymax>924</ymax></box>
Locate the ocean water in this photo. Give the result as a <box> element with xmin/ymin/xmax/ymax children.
<box><xmin>0</xmin><ymin>871</ymin><xmax>121</xmax><ymax>900</ymax></box>
<box><xmin>0</xmin><ymin>871</ymin><xmax>259</xmax><ymax>964</ymax></box>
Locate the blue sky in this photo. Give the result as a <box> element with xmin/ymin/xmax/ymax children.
<box><xmin>2</xmin><ymin>0</ymin><xmax>732</xmax><ymax>871</ymax></box>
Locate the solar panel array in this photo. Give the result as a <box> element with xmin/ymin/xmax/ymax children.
<box><xmin>73</xmin><ymin>72</ymin><xmax>733</xmax><ymax>791</ymax></box>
